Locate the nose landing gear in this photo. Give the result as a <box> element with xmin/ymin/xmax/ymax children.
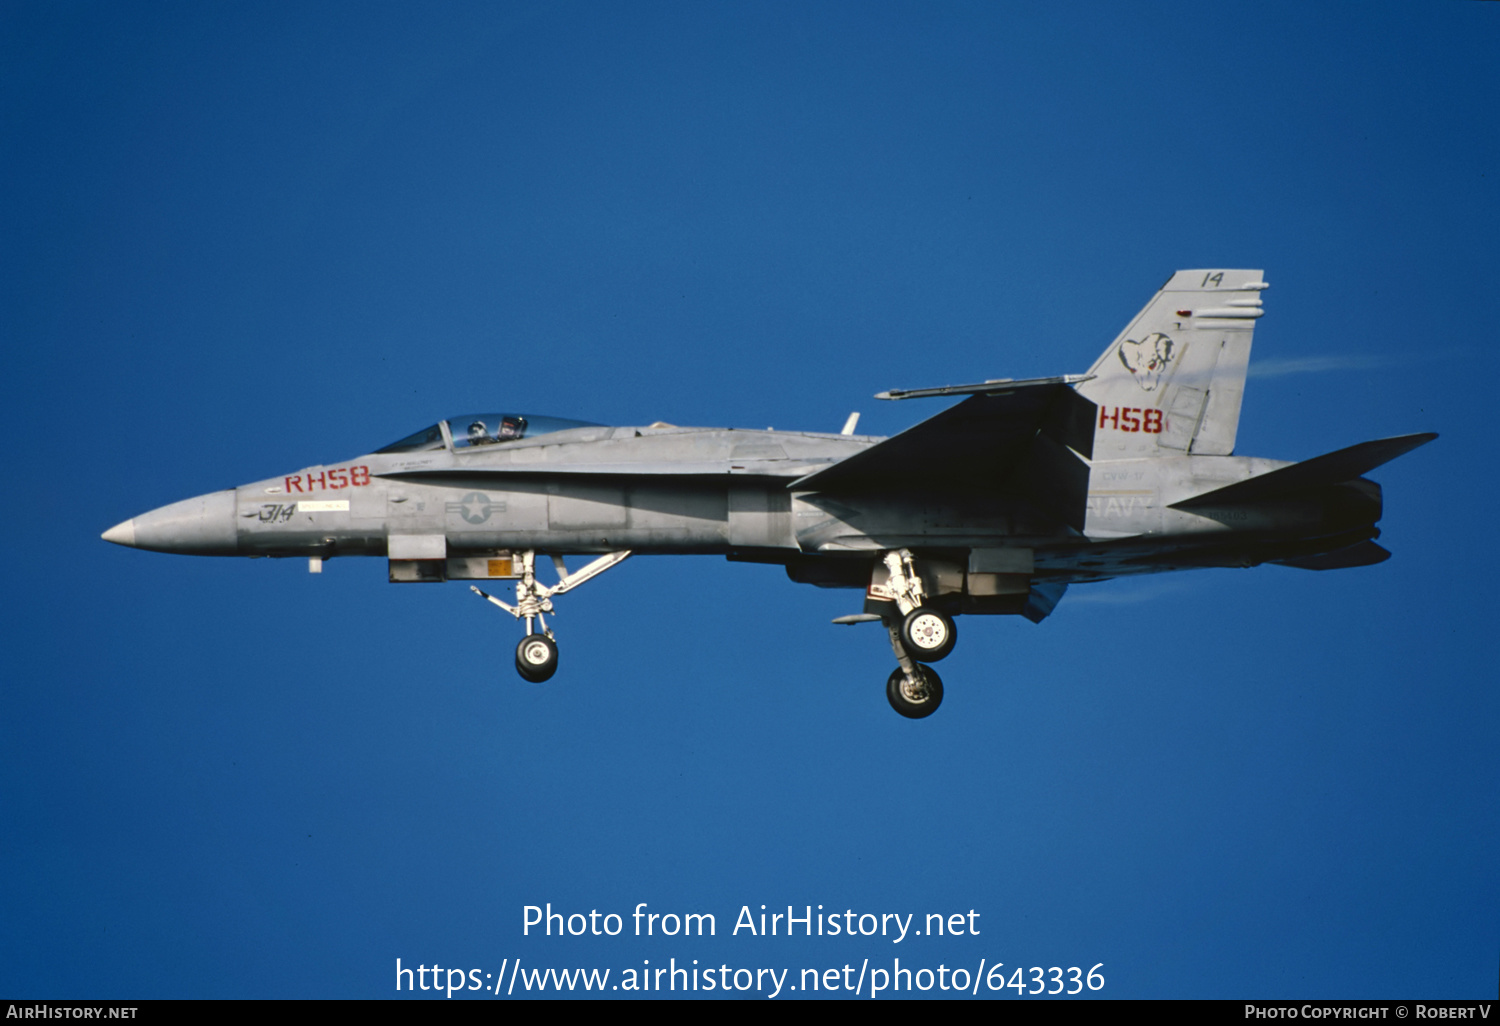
<box><xmin>471</xmin><ymin>549</ymin><xmax>631</xmax><ymax>683</ymax></box>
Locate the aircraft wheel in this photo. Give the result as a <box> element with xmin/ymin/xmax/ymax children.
<box><xmin>886</xmin><ymin>665</ymin><xmax>944</xmax><ymax>719</ymax></box>
<box><xmin>515</xmin><ymin>635</ymin><xmax>558</xmax><ymax>683</ymax></box>
<box><xmin>901</xmin><ymin>608</ymin><xmax>956</xmax><ymax>662</ymax></box>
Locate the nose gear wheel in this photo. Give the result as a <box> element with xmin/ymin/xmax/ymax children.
<box><xmin>515</xmin><ymin>634</ymin><xmax>558</xmax><ymax>682</ymax></box>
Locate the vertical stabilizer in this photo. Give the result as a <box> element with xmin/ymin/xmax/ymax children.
<box><xmin>1075</xmin><ymin>269</ymin><xmax>1266</xmax><ymax>459</ymax></box>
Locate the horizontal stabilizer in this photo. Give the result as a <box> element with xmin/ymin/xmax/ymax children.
<box><xmin>1172</xmin><ymin>433</ymin><xmax>1437</xmax><ymax>508</ymax></box>
<box><xmin>1275</xmin><ymin>540</ymin><xmax>1391</xmax><ymax>571</ymax></box>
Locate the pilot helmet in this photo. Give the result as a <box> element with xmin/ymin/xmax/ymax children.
<box><xmin>468</xmin><ymin>421</ymin><xmax>490</xmax><ymax>439</ymax></box>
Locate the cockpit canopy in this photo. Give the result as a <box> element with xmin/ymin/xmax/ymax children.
<box><xmin>375</xmin><ymin>413</ymin><xmax>602</xmax><ymax>454</ymax></box>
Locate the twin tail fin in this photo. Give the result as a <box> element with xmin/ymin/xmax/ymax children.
<box><xmin>1076</xmin><ymin>269</ymin><xmax>1268</xmax><ymax>459</ymax></box>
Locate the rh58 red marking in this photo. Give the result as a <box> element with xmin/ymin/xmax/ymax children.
<box><xmin>1098</xmin><ymin>407</ymin><xmax>1164</xmax><ymax>433</ymax></box>
<box><xmin>284</xmin><ymin>466</ymin><xmax>370</xmax><ymax>492</ymax></box>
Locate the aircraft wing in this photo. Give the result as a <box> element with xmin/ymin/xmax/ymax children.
<box><xmin>789</xmin><ymin>381</ymin><xmax>1097</xmax><ymax>531</ymax></box>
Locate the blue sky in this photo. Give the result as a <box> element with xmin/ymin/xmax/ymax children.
<box><xmin>2</xmin><ymin>0</ymin><xmax>1495</xmax><ymax>999</ymax></box>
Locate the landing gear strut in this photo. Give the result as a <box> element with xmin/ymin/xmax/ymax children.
<box><xmin>878</xmin><ymin>549</ymin><xmax>957</xmax><ymax>660</ymax></box>
<box><xmin>471</xmin><ymin>549</ymin><xmax>631</xmax><ymax>683</ymax></box>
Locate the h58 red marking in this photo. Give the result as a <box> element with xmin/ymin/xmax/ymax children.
<box><xmin>1098</xmin><ymin>407</ymin><xmax>1163</xmax><ymax>434</ymax></box>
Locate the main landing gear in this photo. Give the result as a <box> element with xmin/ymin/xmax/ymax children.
<box><xmin>471</xmin><ymin>549</ymin><xmax>631</xmax><ymax>683</ymax></box>
<box><xmin>852</xmin><ymin>549</ymin><xmax>958</xmax><ymax>719</ymax></box>
<box><xmin>881</xmin><ymin>612</ymin><xmax>946</xmax><ymax>719</ymax></box>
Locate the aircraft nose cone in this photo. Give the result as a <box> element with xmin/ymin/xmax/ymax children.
<box><xmin>108</xmin><ymin>490</ymin><xmax>239</xmax><ymax>555</ymax></box>
<box><xmin>101</xmin><ymin>519</ymin><xmax>136</xmax><ymax>547</ymax></box>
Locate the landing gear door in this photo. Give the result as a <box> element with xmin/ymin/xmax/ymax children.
<box><xmin>446</xmin><ymin>554</ymin><xmax>522</xmax><ymax>580</ymax></box>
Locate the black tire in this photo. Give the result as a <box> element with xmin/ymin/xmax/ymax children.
<box><xmin>900</xmin><ymin>608</ymin><xmax>956</xmax><ymax>662</ymax></box>
<box><xmin>886</xmin><ymin>665</ymin><xmax>944</xmax><ymax>719</ymax></box>
<box><xmin>515</xmin><ymin>634</ymin><xmax>558</xmax><ymax>683</ymax></box>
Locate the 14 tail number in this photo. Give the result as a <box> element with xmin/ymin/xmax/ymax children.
<box><xmin>1099</xmin><ymin>407</ymin><xmax>1163</xmax><ymax>433</ymax></box>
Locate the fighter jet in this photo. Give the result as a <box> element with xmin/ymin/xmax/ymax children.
<box><xmin>102</xmin><ymin>270</ymin><xmax>1434</xmax><ymax>718</ymax></box>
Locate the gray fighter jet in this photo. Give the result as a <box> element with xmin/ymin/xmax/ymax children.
<box><xmin>103</xmin><ymin>270</ymin><xmax>1434</xmax><ymax>718</ymax></box>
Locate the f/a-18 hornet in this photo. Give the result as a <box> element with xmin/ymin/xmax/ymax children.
<box><xmin>104</xmin><ymin>270</ymin><xmax>1434</xmax><ymax>718</ymax></box>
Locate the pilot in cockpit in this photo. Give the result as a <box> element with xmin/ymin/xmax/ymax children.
<box><xmin>467</xmin><ymin>421</ymin><xmax>494</xmax><ymax>446</ymax></box>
